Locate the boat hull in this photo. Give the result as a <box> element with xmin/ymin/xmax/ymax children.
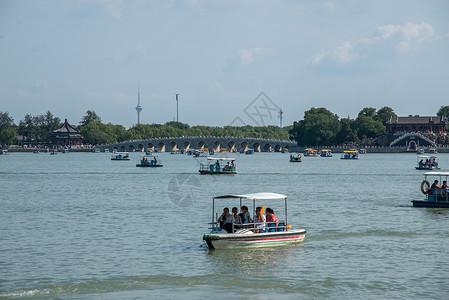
<box><xmin>199</xmin><ymin>171</ymin><xmax>237</xmax><ymax>175</ymax></box>
<box><xmin>136</xmin><ymin>164</ymin><xmax>163</xmax><ymax>167</ymax></box>
<box><xmin>415</xmin><ymin>167</ymin><xmax>440</xmax><ymax>170</ymax></box>
<box><xmin>203</xmin><ymin>229</ymin><xmax>306</xmax><ymax>249</ymax></box>
<box><xmin>412</xmin><ymin>200</ymin><xmax>449</xmax><ymax>208</ymax></box>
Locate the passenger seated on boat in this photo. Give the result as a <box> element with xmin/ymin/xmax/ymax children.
<box><xmin>217</xmin><ymin>207</ymin><xmax>233</xmax><ymax>233</ymax></box>
<box><xmin>231</xmin><ymin>207</ymin><xmax>242</xmax><ymax>231</ymax></box>
<box><xmin>266</xmin><ymin>208</ymin><xmax>278</xmax><ymax>232</ymax></box>
<box><xmin>239</xmin><ymin>206</ymin><xmax>252</xmax><ymax>227</ymax></box>
<box><xmin>430</xmin><ymin>180</ymin><xmax>441</xmax><ymax>195</ymax></box>
<box><xmin>254</xmin><ymin>206</ymin><xmax>266</xmax><ymax>233</ymax></box>
<box><xmin>223</xmin><ymin>162</ymin><xmax>231</xmax><ymax>171</ymax></box>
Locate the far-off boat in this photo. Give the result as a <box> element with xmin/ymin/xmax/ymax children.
<box><xmin>111</xmin><ymin>152</ymin><xmax>130</xmax><ymax>160</ymax></box>
<box><xmin>289</xmin><ymin>153</ymin><xmax>302</xmax><ymax>162</ymax></box>
<box><xmin>341</xmin><ymin>150</ymin><xmax>359</xmax><ymax>159</ymax></box>
<box><xmin>199</xmin><ymin>157</ymin><xmax>237</xmax><ymax>174</ymax></box>
<box><xmin>320</xmin><ymin>149</ymin><xmax>332</xmax><ymax>157</ymax></box>
<box><xmin>416</xmin><ymin>155</ymin><xmax>439</xmax><ymax>170</ymax></box>
<box><xmin>203</xmin><ymin>193</ymin><xmax>306</xmax><ymax>249</ymax></box>
<box><xmin>413</xmin><ymin>172</ymin><xmax>449</xmax><ymax>208</ymax></box>
<box><xmin>136</xmin><ymin>154</ymin><xmax>163</xmax><ymax>167</ymax></box>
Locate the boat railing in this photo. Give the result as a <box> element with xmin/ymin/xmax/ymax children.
<box><xmin>210</xmin><ymin>220</ymin><xmax>289</xmax><ymax>233</ymax></box>
<box><xmin>427</xmin><ymin>190</ymin><xmax>449</xmax><ymax>202</ymax></box>
<box><xmin>199</xmin><ymin>163</ymin><xmax>236</xmax><ymax>172</ymax></box>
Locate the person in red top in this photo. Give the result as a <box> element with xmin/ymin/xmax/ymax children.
<box><xmin>265</xmin><ymin>208</ymin><xmax>278</xmax><ymax>231</ymax></box>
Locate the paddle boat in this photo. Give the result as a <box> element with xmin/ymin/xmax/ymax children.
<box><xmin>359</xmin><ymin>148</ymin><xmax>367</xmax><ymax>154</ymax></box>
<box><xmin>429</xmin><ymin>148</ymin><xmax>438</xmax><ymax>154</ymax></box>
<box><xmin>341</xmin><ymin>150</ymin><xmax>359</xmax><ymax>159</ymax></box>
<box><xmin>417</xmin><ymin>148</ymin><xmax>424</xmax><ymax>155</ymax></box>
<box><xmin>0</xmin><ymin>149</ymin><xmax>8</xmax><ymax>155</ymax></box>
<box><xmin>203</xmin><ymin>193</ymin><xmax>306</xmax><ymax>249</ymax></box>
<box><xmin>50</xmin><ymin>150</ymin><xmax>58</xmax><ymax>155</ymax></box>
<box><xmin>289</xmin><ymin>153</ymin><xmax>302</xmax><ymax>162</ymax></box>
<box><xmin>193</xmin><ymin>149</ymin><xmax>206</xmax><ymax>157</ymax></box>
<box><xmin>320</xmin><ymin>149</ymin><xmax>332</xmax><ymax>157</ymax></box>
<box><xmin>111</xmin><ymin>152</ymin><xmax>130</xmax><ymax>160</ymax></box>
<box><xmin>413</xmin><ymin>172</ymin><xmax>449</xmax><ymax>208</ymax></box>
<box><xmin>199</xmin><ymin>157</ymin><xmax>237</xmax><ymax>174</ymax></box>
<box><xmin>245</xmin><ymin>149</ymin><xmax>254</xmax><ymax>155</ymax></box>
<box><xmin>136</xmin><ymin>154</ymin><xmax>163</xmax><ymax>167</ymax></box>
<box><xmin>304</xmin><ymin>148</ymin><xmax>319</xmax><ymax>157</ymax></box>
<box><xmin>171</xmin><ymin>147</ymin><xmax>181</xmax><ymax>154</ymax></box>
<box><xmin>416</xmin><ymin>155</ymin><xmax>439</xmax><ymax>170</ymax></box>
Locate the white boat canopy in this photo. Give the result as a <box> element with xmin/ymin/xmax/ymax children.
<box><xmin>114</xmin><ymin>152</ymin><xmax>129</xmax><ymax>154</ymax></box>
<box><xmin>213</xmin><ymin>192</ymin><xmax>287</xmax><ymax>200</ymax></box>
<box><xmin>418</xmin><ymin>155</ymin><xmax>438</xmax><ymax>159</ymax></box>
<box><xmin>424</xmin><ymin>172</ymin><xmax>449</xmax><ymax>176</ymax></box>
<box><xmin>206</xmin><ymin>157</ymin><xmax>235</xmax><ymax>161</ymax></box>
<box><xmin>141</xmin><ymin>154</ymin><xmax>159</xmax><ymax>157</ymax></box>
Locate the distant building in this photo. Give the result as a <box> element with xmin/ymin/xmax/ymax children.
<box><xmin>387</xmin><ymin>115</ymin><xmax>446</xmax><ymax>134</ymax></box>
<box><xmin>52</xmin><ymin>119</ymin><xmax>84</xmax><ymax>146</ymax></box>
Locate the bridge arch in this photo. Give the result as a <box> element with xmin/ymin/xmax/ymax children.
<box><xmin>147</xmin><ymin>143</ymin><xmax>154</xmax><ymax>150</ymax></box>
<box><xmin>183</xmin><ymin>141</ymin><xmax>191</xmax><ymax>151</ymax></box>
<box><xmin>227</xmin><ymin>141</ymin><xmax>235</xmax><ymax>152</ymax></box>
<box><xmin>213</xmin><ymin>141</ymin><xmax>221</xmax><ymax>151</ymax></box>
<box><xmin>137</xmin><ymin>144</ymin><xmax>144</xmax><ymax>152</ymax></box>
<box><xmin>129</xmin><ymin>144</ymin><xmax>135</xmax><ymax>152</ymax></box>
<box><xmin>252</xmin><ymin>142</ymin><xmax>261</xmax><ymax>152</ymax></box>
<box><xmin>158</xmin><ymin>142</ymin><xmax>166</xmax><ymax>152</ymax></box>
<box><xmin>197</xmin><ymin>141</ymin><xmax>206</xmax><ymax>150</ymax></box>
<box><xmin>170</xmin><ymin>141</ymin><xmax>178</xmax><ymax>151</ymax></box>
<box><xmin>264</xmin><ymin>144</ymin><xmax>272</xmax><ymax>152</ymax></box>
<box><xmin>274</xmin><ymin>144</ymin><xmax>281</xmax><ymax>152</ymax></box>
<box><xmin>240</xmin><ymin>142</ymin><xmax>248</xmax><ymax>152</ymax></box>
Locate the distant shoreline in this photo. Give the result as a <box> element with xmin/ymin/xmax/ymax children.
<box><xmin>4</xmin><ymin>147</ymin><xmax>449</xmax><ymax>153</ymax></box>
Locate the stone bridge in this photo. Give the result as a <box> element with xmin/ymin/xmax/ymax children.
<box><xmin>97</xmin><ymin>137</ymin><xmax>298</xmax><ymax>153</ymax></box>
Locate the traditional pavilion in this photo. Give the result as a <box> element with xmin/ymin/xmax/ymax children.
<box><xmin>387</xmin><ymin>115</ymin><xmax>446</xmax><ymax>134</ymax></box>
<box><xmin>52</xmin><ymin>119</ymin><xmax>84</xmax><ymax>146</ymax></box>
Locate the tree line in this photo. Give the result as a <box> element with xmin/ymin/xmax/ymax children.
<box><xmin>1</xmin><ymin>105</ymin><xmax>448</xmax><ymax>146</ymax></box>
<box><xmin>289</xmin><ymin>105</ymin><xmax>449</xmax><ymax>147</ymax></box>
<box><xmin>0</xmin><ymin>110</ymin><xmax>292</xmax><ymax>145</ymax></box>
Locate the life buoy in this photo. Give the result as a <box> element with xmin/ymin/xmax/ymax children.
<box><xmin>421</xmin><ymin>180</ymin><xmax>430</xmax><ymax>194</ymax></box>
<box><xmin>297</xmin><ymin>154</ymin><xmax>302</xmax><ymax>159</ymax></box>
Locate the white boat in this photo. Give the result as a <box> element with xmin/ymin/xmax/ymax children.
<box><xmin>413</xmin><ymin>172</ymin><xmax>449</xmax><ymax>207</ymax></box>
<box><xmin>203</xmin><ymin>193</ymin><xmax>306</xmax><ymax>249</ymax></box>
<box><xmin>199</xmin><ymin>157</ymin><xmax>237</xmax><ymax>174</ymax></box>
<box><xmin>0</xmin><ymin>149</ymin><xmax>8</xmax><ymax>155</ymax></box>
<box><xmin>136</xmin><ymin>154</ymin><xmax>163</xmax><ymax>167</ymax></box>
<box><xmin>111</xmin><ymin>152</ymin><xmax>130</xmax><ymax>160</ymax></box>
<box><xmin>416</xmin><ymin>155</ymin><xmax>439</xmax><ymax>170</ymax></box>
<box><xmin>416</xmin><ymin>148</ymin><xmax>424</xmax><ymax>155</ymax></box>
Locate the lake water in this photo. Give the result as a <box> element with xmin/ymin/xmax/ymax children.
<box><xmin>1</xmin><ymin>151</ymin><xmax>448</xmax><ymax>299</ymax></box>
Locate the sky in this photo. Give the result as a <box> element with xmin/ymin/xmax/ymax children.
<box><xmin>1</xmin><ymin>0</ymin><xmax>448</xmax><ymax>129</ymax></box>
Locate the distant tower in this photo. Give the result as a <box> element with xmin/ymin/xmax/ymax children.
<box><xmin>279</xmin><ymin>108</ymin><xmax>283</xmax><ymax>128</ymax></box>
<box><xmin>136</xmin><ymin>85</ymin><xmax>143</xmax><ymax>126</ymax></box>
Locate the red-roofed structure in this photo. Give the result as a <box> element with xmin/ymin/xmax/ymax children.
<box><xmin>387</xmin><ymin>115</ymin><xmax>446</xmax><ymax>134</ymax></box>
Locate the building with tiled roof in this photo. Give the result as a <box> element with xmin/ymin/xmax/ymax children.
<box><xmin>387</xmin><ymin>115</ymin><xmax>446</xmax><ymax>134</ymax></box>
<box><xmin>52</xmin><ymin>119</ymin><xmax>84</xmax><ymax>146</ymax></box>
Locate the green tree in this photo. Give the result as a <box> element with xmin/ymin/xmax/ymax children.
<box><xmin>355</xmin><ymin>114</ymin><xmax>385</xmax><ymax>140</ymax></box>
<box><xmin>437</xmin><ymin>105</ymin><xmax>449</xmax><ymax>120</ymax></box>
<box><xmin>80</xmin><ymin>110</ymin><xmax>101</xmax><ymax>126</ymax></box>
<box><xmin>290</xmin><ymin>107</ymin><xmax>340</xmax><ymax>146</ymax></box>
<box><xmin>375</xmin><ymin>106</ymin><xmax>397</xmax><ymax>125</ymax></box>
<box><xmin>336</xmin><ymin>118</ymin><xmax>358</xmax><ymax>144</ymax></box>
<box><xmin>0</xmin><ymin>111</ymin><xmax>17</xmax><ymax>144</ymax></box>
<box><xmin>358</xmin><ymin>107</ymin><xmax>377</xmax><ymax>118</ymax></box>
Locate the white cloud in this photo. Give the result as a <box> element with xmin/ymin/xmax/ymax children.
<box><xmin>224</xmin><ymin>47</ymin><xmax>276</xmax><ymax>72</ymax></box>
<box><xmin>311</xmin><ymin>22</ymin><xmax>436</xmax><ymax>65</ymax></box>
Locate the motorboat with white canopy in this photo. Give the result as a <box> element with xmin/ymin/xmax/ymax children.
<box><xmin>136</xmin><ymin>154</ymin><xmax>163</xmax><ymax>167</ymax></box>
<box><xmin>413</xmin><ymin>172</ymin><xmax>449</xmax><ymax>208</ymax></box>
<box><xmin>416</xmin><ymin>155</ymin><xmax>439</xmax><ymax>170</ymax></box>
<box><xmin>199</xmin><ymin>157</ymin><xmax>237</xmax><ymax>174</ymax></box>
<box><xmin>111</xmin><ymin>152</ymin><xmax>130</xmax><ymax>160</ymax></box>
<box><xmin>203</xmin><ymin>193</ymin><xmax>306</xmax><ymax>249</ymax></box>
